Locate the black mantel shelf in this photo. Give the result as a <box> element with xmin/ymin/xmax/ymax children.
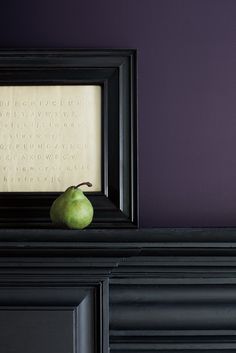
<box><xmin>0</xmin><ymin>228</ymin><xmax>236</xmax><ymax>353</ymax></box>
<box><xmin>0</xmin><ymin>228</ymin><xmax>236</xmax><ymax>256</ymax></box>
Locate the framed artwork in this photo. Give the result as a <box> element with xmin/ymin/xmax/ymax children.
<box><xmin>0</xmin><ymin>49</ymin><xmax>138</xmax><ymax>228</ymax></box>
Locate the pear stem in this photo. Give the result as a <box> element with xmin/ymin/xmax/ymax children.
<box><xmin>75</xmin><ymin>182</ymin><xmax>93</xmax><ymax>189</ymax></box>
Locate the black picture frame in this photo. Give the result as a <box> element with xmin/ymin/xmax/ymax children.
<box><xmin>0</xmin><ymin>49</ymin><xmax>138</xmax><ymax>228</ymax></box>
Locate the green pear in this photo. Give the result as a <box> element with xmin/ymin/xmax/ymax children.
<box><xmin>50</xmin><ymin>182</ymin><xmax>93</xmax><ymax>229</ymax></box>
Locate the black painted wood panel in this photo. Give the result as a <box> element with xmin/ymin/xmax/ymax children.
<box><xmin>0</xmin><ymin>309</ymin><xmax>74</xmax><ymax>353</ymax></box>
<box><xmin>0</xmin><ymin>286</ymin><xmax>97</xmax><ymax>353</ymax></box>
<box><xmin>0</xmin><ymin>228</ymin><xmax>235</xmax><ymax>352</ymax></box>
<box><xmin>0</xmin><ymin>257</ymin><xmax>109</xmax><ymax>353</ymax></box>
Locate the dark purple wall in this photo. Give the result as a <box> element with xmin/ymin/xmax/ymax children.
<box><xmin>1</xmin><ymin>0</ymin><xmax>236</xmax><ymax>227</ymax></box>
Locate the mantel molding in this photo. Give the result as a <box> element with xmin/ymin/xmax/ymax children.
<box><xmin>1</xmin><ymin>228</ymin><xmax>236</xmax><ymax>256</ymax></box>
<box><xmin>0</xmin><ymin>228</ymin><xmax>236</xmax><ymax>352</ymax></box>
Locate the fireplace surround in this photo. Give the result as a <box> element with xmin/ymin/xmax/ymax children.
<box><xmin>0</xmin><ymin>228</ymin><xmax>235</xmax><ymax>353</ymax></box>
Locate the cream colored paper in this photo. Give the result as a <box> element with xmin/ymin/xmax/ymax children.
<box><xmin>0</xmin><ymin>85</ymin><xmax>101</xmax><ymax>191</ymax></box>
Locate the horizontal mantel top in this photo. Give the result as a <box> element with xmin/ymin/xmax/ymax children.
<box><xmin>0</xmin><ymin>227</ymin><xmax>236</xmax><ymax>241</ymax></box>
<box><xmin>0</xmin><ymin>228</ymin><xmax>236</xmax><ymax>257</ymax></box>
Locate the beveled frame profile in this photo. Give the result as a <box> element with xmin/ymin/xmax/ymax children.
<box><xmin>0</xmin><ymin>49</ymin><xmax>138</xmax><ymax>228</ymax></box>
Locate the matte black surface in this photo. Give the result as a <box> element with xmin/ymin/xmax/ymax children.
<box><xmin>0</xmin><ymin>228</ymin><xmax>236</xmax><ymax>352</ymax></box>
<box><xmin>0</xmin><ymin>309</ymin><xmax>74</xmax><ymax>353</ymax></box>
<box><xmin>0</xmin><ymin>49</ymin><xmax>137</xmax><ymax>228</ymax></box>
<box><xmin>0</xmin><ymin>264</ymin><xmax>108</xmax><ymax>353</ymax></box>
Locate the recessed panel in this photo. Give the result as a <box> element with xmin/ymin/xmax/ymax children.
<box><xmin>0</xmin><ymin>309</ymin><xmax>74</xmax><ymax>353</ymax></box>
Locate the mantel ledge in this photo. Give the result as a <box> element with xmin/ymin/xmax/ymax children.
<box><xmin>0</xmin><ymin>228</ymin><xmax>236</xmax><ymax>257</ymax></box>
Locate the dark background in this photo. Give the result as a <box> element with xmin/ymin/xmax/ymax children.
<box><xmin>1</xmin><ymin>0</ymin><xmax>236</xmax><ymax>227</ymax></box>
